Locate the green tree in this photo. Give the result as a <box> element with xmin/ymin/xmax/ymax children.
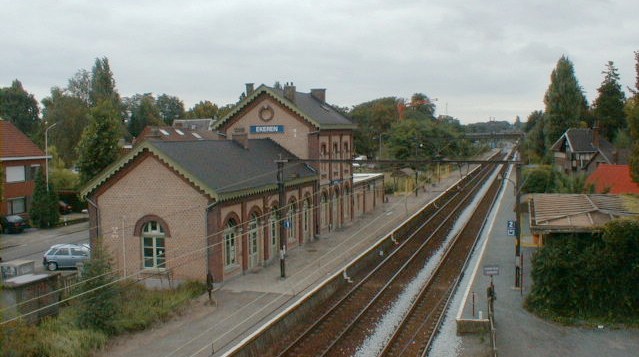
<box><xmin>627</xmin><ymin>51</ymin><xmax>639</xmax><ymax>183</ymax></box>
<box><xmin>521</xmin><ymin>165</ymin><xmax>555</xmax><ymax>193</ymax></box>
<box><xmin>67</xmin><ymin>69</ymin><xmax>91</xmax><ymax>106</ymax></box>
<box><xmin>592</xmin><ymin>61</ymin><xmax>626</xmax><ymax>141</ymax></box>
<box><xmin>543</xmin><ymin>56</ymin><xmax>588</xmax><ymax>149</ymax></box>
<box><xmin>0</xmin><ymin>80</ymin><xmax>40</xmax><ymax>137</ymax></box>
<box><xmin>156</xmin><ymin>94</ymin><xmax>185</xmax><ymax>125</ymax></box>
<box><xmin>185</xmin><ymin>100</ymin><xmax>218</xmax><ymax>119</ymax></box>
<box><xmin>76</xmin><ymin>101</ymin><xmax>121</xmax><ymax>184</ymax></box>
<box><xmin>29</xmin><ymin>170</ymin><xmax>59</xmax><ymax>228</ymax></box>
<box><xmin>350</xmin><ymin>97</ymin><xmax>398</xmax><ymax>158</ymax></box>
<box><xmin>523</xmin><ymin>111</ymin><xmax>547</xmax><ymax>163</ymax></box>
<box><xmin>41</xmin><ymin>87</ymin><xmax>90</xmax><ymax>166</ymax></box>
<box><xmin>90</xmin><ymin>57</ymin><xmax>121</xmax><ymax>107</ymax></box>
<box><xmin>75</xmin><ymin>237</ymin><xmax>120</xmax><ymax>334</ymax></box>
<box><xmin>126</xmin><ymin>94</ymin><xmax>162</xmax><ymax>137</ymax></box>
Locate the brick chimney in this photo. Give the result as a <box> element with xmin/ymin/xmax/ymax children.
<box><xmin>283</xmin><ymin>82</ymin><xmax>296</xmax><ymax>102</ymax></box>
<box><xmin>245</xmin><ymin>83</ymin><xmax>254</xmax><ymax>96</ymax></box>
<box><xmin>232</xmin><ymin>127</ymin><xmax>249</xmax><ymax>149</ymax></box>
<box><xmin>593</xmin><ymin>122</ymin><xmax>600</xmax><ymax>148</ymax></box>
<box><xmin>310</xmin><ymin>88</ymin><xmax>326</xmax><ymax>103</ymax></box>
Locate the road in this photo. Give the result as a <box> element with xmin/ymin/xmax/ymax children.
<box><xmin>0</xmin><ymin>221</ymin><xmax>89</xmax><ymax>270</ymax></box>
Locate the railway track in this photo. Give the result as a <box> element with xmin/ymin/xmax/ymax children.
<box><xmin>271</xmin><ymin>152</ymin><xmax>507</xmax><ymax>356</ymax></box>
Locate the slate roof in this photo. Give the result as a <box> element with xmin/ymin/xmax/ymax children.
<box><xmin>0</xmin><ymin>120</ymin><xmax>46</xmax><ymax>160</ymax></box>
<box><xmin>81</xmin><ymin>138</ymin><xmax>317</xmax><ymax>202</ymax></box>
<box><xmin>529</xmin><ymin>194</ymin><xmax>639</xmax><ymax>233</ymax></box>
<box><xmin>213</xmin><ymin>84</ymin><xmax>356</xmax><ymax>130</ymax></box>
<box><xmin>134</xmin><ymin>126</ymin><xmax>220</xmax><ymax>144</ymax></box>
<box><xmin>173</xmin><ymin>118</ymin><xmax>215</xmax><ymax>131</ymax></box>
<box><xmin>551</xmin><ymin>128</ymin><xmax>624</xmax><ymax>164</ymax></box>
<box><xmin>586</xmin><ymin>164</ymin><xmax>639</xmax><ymax>194</ymax></box>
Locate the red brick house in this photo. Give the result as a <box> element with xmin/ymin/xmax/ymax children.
<box><xmin>1</xmin><ymin>120</ymin><xmax>48</xmax><ymax>218</ymax></box>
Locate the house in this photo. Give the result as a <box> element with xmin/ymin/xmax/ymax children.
<box><xmin>551</xmin><ymin>127</ymin><xmax>626</xmax><ymax>175</ymax></box>
<box><xmin>81</xmin><ymin>137</ymin><xmax>318</xmax><ymax>284</ymax></box>
<box><xmin>0</xmin><ymin>120</ymin><xmax>48</xmax><ymax>218</ymax></box>
<box><xmin>586</xmin><ymin>164</ymin><xmax>639</xmax><ymax>194</ymax></box>
<box><xmin>213</xmin><ymin>83</ymin><xmax>384</xmax><ymax>233</ymax></box>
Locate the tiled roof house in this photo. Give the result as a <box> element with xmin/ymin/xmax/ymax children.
<box><xmin>586</xmin><ymin>164</ymin><xmax>639</xmax><ymax>194</ymax></box>
<box><xmin>0</xmin><ymin>120</ymin><xmax>48</xmax><ymax>217</ymax></box>
<box><xmin>551</xmin><ymin>127</ymin><xmax>626</xmax><ymax>175</ymax></box>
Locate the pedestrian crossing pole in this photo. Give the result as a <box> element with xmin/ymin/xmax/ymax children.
<box><xmin>276</xmin><ymin>157</ymin><xmax>288</xmax><ymax>279</ymax></box>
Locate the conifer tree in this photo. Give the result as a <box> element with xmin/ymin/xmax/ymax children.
<box><xmin>592</xmin><ymin>61</ymin><xmax>626</xmax><ymax>141</ymax></box>
<box><xmin>29</xmin><ymin>170</ymin><xmax>59</xmax><ymax>228</ymax></box>
<box><xmin>76</xmin><ymin>101</ymin><xmax>121</xmax><ymax>184</ymax></box>
<box><xmin>543</xmin><ymin>56</ymin><xmax>588</xmax><ymax>149</ymax></box>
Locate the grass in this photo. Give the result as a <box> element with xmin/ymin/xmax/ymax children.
<box><xmin>0</xmin><ymin>280</ymin><xmax>206</xmax><ymax>357</ymax></box>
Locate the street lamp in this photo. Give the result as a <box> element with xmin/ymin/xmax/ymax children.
<box><xmin>45</xmin><ymin>122</ymin><xmax>58</xmax><ymax>192</ymax></box>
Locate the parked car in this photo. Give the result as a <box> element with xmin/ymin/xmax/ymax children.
<box><xmin>59</xmin><ymin>201</ymin><xmax>72</xmax><ymax>215</ymax></box>
<box><xmin>1</xmin><ymin>215</ymin><xmax>28</xmax><ymax>234</ymax></box>
<box><xmin>42</xmin><ymin>243</ymin><xmax>90</xmax><ymax>271</ymax></box>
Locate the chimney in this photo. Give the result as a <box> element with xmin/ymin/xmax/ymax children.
<box><xmin>283</xmin><ymin>82</ymin><xmax>296</xmax><ymax>102</ymax></box>
<box><xmin>232</xmin><ymin>127</ymin><xmax>249</xmax><ymax>150</ymax></box>
<box><xmin>593</xmin><ymin>122</ymin><xmax>600</xmax><ymax>148</ymax></box>
<box><xmin>245</xmin><ymin>83</ymin><xmax>254</xmax><ymax>96</ymax></box>
<box><xmin>311</xmin><ymin>88</ymin><xmax>326</xmax><ymax>103</ymax></box>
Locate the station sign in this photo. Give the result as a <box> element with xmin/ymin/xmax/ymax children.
<box><xmin>250</xmin><ymin>125</ymin><xmax>285</xmax><ymax>134</ymax></box>
<box><xmin>483</xmin><ymin>265</ymin><xmax>500</xmax><ymax>276</ymax></box>
<box><xmin>507</xmin><ymin>220</ymin><xmax>516</xmax><ymax>236</ymax></box>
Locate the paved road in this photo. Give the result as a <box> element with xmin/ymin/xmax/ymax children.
<box><xmin>0</xmin><ymin>219</ymin><xmax>89</xmax><ymax>269</ymax></box>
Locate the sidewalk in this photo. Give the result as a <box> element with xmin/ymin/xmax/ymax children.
<box><xmin>433</xmin><ymin>166</ymin><xmax>639</xmax><ymax>357</ymax></box>
<box><xmin>98</xmin><ymin>170</ymin><xmax>467</xmax><ymax>357</ymax></box>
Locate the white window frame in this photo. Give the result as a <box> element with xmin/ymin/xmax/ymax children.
<box><xmin>142</xmin><ymin>221</ymin><xmax>166</xmax><ymax>270</ymax></box>
<box><xmin>224</xmin><ymin>220</ymin><xmax>238</xmax><ymax>267</ymax></box>
<box><xmin>6</xmin><ymin>166</ymin><xmax>26</xmax><ymax>183</ymax></box>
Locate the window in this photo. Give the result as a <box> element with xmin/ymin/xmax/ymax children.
<box><xmin>6</xmin><ymin>166</ymin><xmax>26</xmax><ymax>183</ymax></box>
<box><xmin>28</xmin><ymin>165</ymin><xmax>40</xmax><ymax>181</ymax></box>
<box><xmin>287</xmin><ymin>203</ymin><xmax>296</xmax><ymax>243</ymax></box>
<box><xmin>270</xmin><ymin>211</ymin><xmax>279</xmax><ymax>247</ymax></box>
<box><xmin>224</xmin><ymin>219</ymin><xmax>238</xmax><ymax>266</ymax></box>
<box><xmin>142</xmin><ymin>221</ymin><xmax>166</xmax><ymax>269</ymax></box>
<box><xmin>248</xmin><ymin>213</ymin><xmax>259</xmax><ymax>255</ymax></box>
<box><xmin>8</xmin><ymin>197</ymin><xmax>26</xmax><ymax>214</ymax></box>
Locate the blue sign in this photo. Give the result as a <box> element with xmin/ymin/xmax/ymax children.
<box><xmin>250</xmin><ymin>125</ymin><xmax>284</xmax><ymax>134</ymax></box>
<box><xmin>507</xmin><ymin>228</ymin><xmax>516</xmax><ymax>236</ymax></box>
<box><xmin>283</xmin><ymin>220</ymin><xmax>291</xmax><ymax>229</ymax></box>
<box><xmin>507</xmin><ymin>220</ymin><xmax>516</xmax><ymax>229</ymax></box>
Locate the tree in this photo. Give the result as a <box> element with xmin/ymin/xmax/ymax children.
<box><xmin>67</xmin><ymin>69</ymin><xmax>91</xmax><ymax>106</ymax></box>
<box><xmin>0</xmin><ymin>80</ymin><xmax>40</xmax><ymax>137</ymax></box>
<box><xmin>350</xmin><ymin>97</ymin><xmax>398</xmax><ymax>158</ymax></box>
<box><xmin>126</xmin><ymin>93</ymin><xmax>162</xmax><ymax>137</ymax></box>
<box><xmin>76</xmin><ymin>101</ymin><xmax>121</xmax><ymax>184</ymax></box>
<box><xmin>41</xmin><ymin>87</ymin><xmax>90</xmax><ymax>166</ymax></box>
<box><xmin>627</xmin><ymin>51</ymin><xmax>639</xmax><ymax>183</ymax></box>
<box><xmin>90</xmin><ymin>57</ymin><xmax>121</xmax><ymax>107</ymax></box>
<box><xmin>156</xmin><ymin>94</ymin><xmax>185</xmax><ymax>125</ymax></box>
<box><xmin>185</xmin><ymin>100</ymin><xmax>218</xmax><ymax>119</ymax></box>
<box><xmin>29</xmin><ymin>170</ymin><xmax>59</xmax><ymax>228</ymax></box>
<box><xmin>543</xmin><ymin>56</ymin><xmax>588</xmax><ymax>149</ymax></box>
<box><xmin>75</xmin><ymin>237</ymin><xmax>119</xmax><ymax>334</ymax></box>
<box><xmin>592</xmin><ymin>61</ymin><xmax>626</xmax><ymax>141</ymax></box>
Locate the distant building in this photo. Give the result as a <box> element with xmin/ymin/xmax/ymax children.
<box><xmin>551</xmin><ymin>127</ymin><xmax>626</xmax><ymax>175</ymax></box>
<box><xmin>0</xmin><ymin>120</ymin><xmax>48</xmax><ymax>218</ymax></box>
<box><xmin>172</xmin><ymin>118</ymin><xmax>215</xmax><ymax>131</ymax></box>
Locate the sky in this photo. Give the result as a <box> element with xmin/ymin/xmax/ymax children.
<box><xmin>1</xmin><ymin>0</ymin><xmax>638</xmax><ymax>124</ymax></box>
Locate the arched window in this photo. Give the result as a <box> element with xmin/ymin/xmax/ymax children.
<box><xmin>224</xmin><ymin>219</ymin><xmax>238</xmax><ymax>267</ymax></box>
<box><xmin>303</xmin><ymin>199</ymin><xmax>310</xmax><ymax>240</ymax></box>
<box><xmin>270</xmin><ymin>209</ymin><xmax>279</xmax><ymax>255</ymax></box>
<box><xmin>287</xmin><ymin>202</ymin><xmax>297</xmax><ymax>243</ymax></box>
<box><xmin>142</xmin><ymin>221</ymin><xmax>166</xmax><ymax>269</ymax></box>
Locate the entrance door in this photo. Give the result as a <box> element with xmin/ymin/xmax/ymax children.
<box><xmin>248</xmin><ymin>214</ymin><xmax>259</xmax><ymax>269</ymax></box>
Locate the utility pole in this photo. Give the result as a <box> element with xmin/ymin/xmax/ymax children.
<box><xmin>276</xmin><ymin>157</ymin><xmax>288</xmax><ymax>279</ymax></box>
<box><xmin>515</xmin><ymin>160</ymin><xmax>523</xmax><ymax>295</ymax></box>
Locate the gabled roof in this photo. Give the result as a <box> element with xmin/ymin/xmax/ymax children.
<box><xmin>213</xmin><ymin>84</ymin><xmax>356</xmax><ymax>130</ymax></box>
<box><xmin>529</xmin><ymin>193</ymin><xmax>639</xmax><ymax>233</ymax></box>
<box><xmin>81</xmin><ymin>139</ymin><xmax>318</xmax><ymax>202</ymax></box>
<box><xmin>173</xmin><ymin>118</ymin><xmax>216</xmax><ymax>131</ymax></box>
<box><xmin>586</xmin><ymin>164</ymin><xmax>639</xmax><ymax>194</ymax></box>
<box><xmin>0</xmin><ymin>120</ymin><xmax>46</xmax><ymax>160</ymax></box>
<box><xmin>551</xmin><ymin>128</ymin><xmax>598</xmax><ymax>153</ymax></box>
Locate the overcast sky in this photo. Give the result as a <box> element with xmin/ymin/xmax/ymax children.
<box><xmin>1</xmin><ymin>0</ymin><xmax>637</xmax><ymax>124</ymax></box>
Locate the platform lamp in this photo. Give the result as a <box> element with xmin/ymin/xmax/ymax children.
<box><xmin>45</xmin><ymin>122</ymin><xmax>58</xmax><ymax>192</ymax></box>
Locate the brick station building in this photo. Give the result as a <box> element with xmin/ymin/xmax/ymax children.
<box><xmin>81</xmin><ymin>84</ymin><xmax>384</xmax><ymax>285</ymax></box>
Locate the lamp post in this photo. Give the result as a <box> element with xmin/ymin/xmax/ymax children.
<box><xmin>45</xmin><ymin>122</ymin><xmax>58</xmax><ymax>192</ymax></box>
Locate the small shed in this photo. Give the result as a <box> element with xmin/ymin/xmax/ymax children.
<box><xmin>1</xmin><ymin>273</ymin><xmax>61</xmax><ymax>324</ymax></box>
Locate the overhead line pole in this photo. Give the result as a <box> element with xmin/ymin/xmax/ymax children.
<box><xmin>276</xmin><ymin>157</ymin><xmax>288</xmax><ymax>279</ymax></box>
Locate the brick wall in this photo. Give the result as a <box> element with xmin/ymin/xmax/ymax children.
<box><xmin>96</xmin><ymin>156</ymin><xmax>208</xmax><ymax>282</ymax></box>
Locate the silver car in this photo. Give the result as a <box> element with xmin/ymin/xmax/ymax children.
<box><xmin>43</xmin><ymin>243</ymin><xmax>90</xmax><ymax>271</ymax></box>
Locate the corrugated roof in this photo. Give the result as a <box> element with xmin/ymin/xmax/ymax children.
<box><xmin>529</xmin><ymin>194</ymin><xmax>639</xmax><ymax>233</ymax></box>
<box><xmin>587</xmin><ymin>164</ymin><xmax>639</xmax><ymax>194</ymax></box>
<box><xmin>0</xmin><ymin>120</ymin><xmax>46</xmax><ymax>159</ymax></box>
